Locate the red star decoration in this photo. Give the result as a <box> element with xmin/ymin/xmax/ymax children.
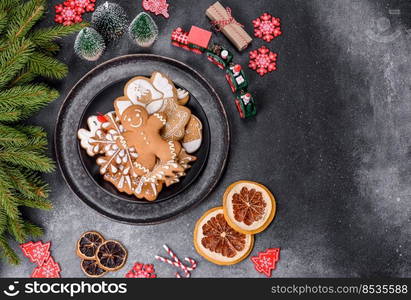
<box><xmin>142</xmin><ymin>0</ymin><xmax>169</xmax><ymax>18</ymax></box>
<box><xmin>125</xmin><ymin>263</ymin><xmax>157</xmax><ymax>278</ymax></box>
<box><xmin>31</xmin><ymin>257</ymin><xmax>61</xmax><ymax>278</ymax></box>
<box><xmin>253</xmin><ymin>13</ymin><xmax>282</xmax><ymax>42</ymax></box>
<box><xmin>20</xmin><ymin>241</ymin><xmax>51</xmax><ymax>266</ymax></box>
<box><xmin>249</xmin><ymin>46</ymin><xmax>278</xmax><ymax>76</ymax></box>
<box><xmin>251</xmin><ymin>248</ymin><xmax>280</xmax><ymax>277</ymax></box>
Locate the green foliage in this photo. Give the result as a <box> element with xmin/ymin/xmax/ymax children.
<box><xmin>92</xmin><ymin>2</ymin><xmax>128</xmax><ymax>42</ymax></box>
<box><xmin>74</xmin><ymin>27</ymin><xmax>105</xmax><ymax>61</ymax></box>
<box><xmin>0</xmin><ymin>0</ymin><xmax>83</xmax><ymax>265</ymax></box>
<box><xmin>129</xmin><ymin>12</ymin><xmax>158</xmax><ymax>47</ymax></box>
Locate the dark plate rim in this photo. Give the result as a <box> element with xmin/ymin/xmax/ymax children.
<box><xmin>54</xmin><ymin>54</ymin><xmax>230</xmax><ymax>225</ymax></box>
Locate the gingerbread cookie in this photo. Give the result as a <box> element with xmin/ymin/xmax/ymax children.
<box><xmin>182</xmin><ymin>115</ymin><xmax>203</xmax><ymax>153</ymax></box>
<box><xmin>177</xmin><ymin>88</ymin><xmax>190</xmax><ymax>105</ymax></box>
<box><xmin>78</xmin><ymin>116</ymin><xmax>105</xmax><ymax>156</ymax></box>
<box><xmin>149</xmin><ymin>72</ymin><xmax>192</xmax><ymax>141</ymax></box>
<box><xmin>123</xmin><ymin>76</ymin><xmax>165</xmax><ymax>114</ymax></box>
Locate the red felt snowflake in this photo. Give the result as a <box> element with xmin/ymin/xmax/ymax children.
<box><xmin>31</xmin><ymin>257</ymin><xmax>61</xmax><ymax>278</ymax></box>
<box><xmin>55</xmin><ymin>4</ymin><xmax>82</xmax><ymax>26</ymax></box>
<box><xmin>20</xmin><ymin>241</ymin><xmax>51</xmax><ymax>266</ymax></box>
<box><xmin>249</xmin><ymin>46</ymin><xmax>278</xmax><ymax>76</ymax></box>
<box><xmin>142</xmin><ymin>0</ymin><xmax>169</xmax><ymax>18</ymax></box>
<box><xmin>125</xmin><ymin>262</ymin><xmax>157</xmax><ymax>278</ymax></box>
<box><xmin>251</xmin><ymin>248</ymin><xmax>280</xmax><ymax>277</ymax></box>
<box><xmin>253</xmin><ymin>13</ymin><xmax>282</xmax><ymax>42</ymax></box>
<box><xmin>55</xmin><ymin>0</ymin><xmax>95</xmax><ymax>26</ymax></box>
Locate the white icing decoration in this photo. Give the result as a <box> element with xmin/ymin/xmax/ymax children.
<box><xmin>151</xmin><ymin>72</ymin><xmax>174</xmax><ymax>98</ymax></box>
<box><xmin>183</xmin><ymin>139</ymin><xmax>202</xmax><ymax>153</ymax></box>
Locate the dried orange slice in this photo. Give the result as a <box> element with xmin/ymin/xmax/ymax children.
<box><xmin>81</xmin><ymin>259</ymin><xmax>108</xmax><ymax>278</ymax></box>
<box><xmin>96</xmin><ymin>240</ymin><xmax>127</xmax><ymax>271</ymax></box>
<box><xmin>223</xmin><ymin>181</ymin><xmax>276</xmax><ymax>234</ymax></box>
<box><xmin>76</xmin><ymin>231</ymin><xmax>105</xmax><ymax>259</ymax></box>
<box><xmin>193</xmin><ymin>207</ymin><xmax>254</xmax><ymax>265</ymax></box>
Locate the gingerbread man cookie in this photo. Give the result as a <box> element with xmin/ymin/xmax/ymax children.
<box><xmin>121</xmin><ymin>105</ymin><xmax>183</xmax><ymax>174</ymax></box>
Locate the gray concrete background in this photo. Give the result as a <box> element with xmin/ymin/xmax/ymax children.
<box><xmin>1</xmin><ymin>0</ymin><xmax>410</xmax><ymax>277</ymax></box>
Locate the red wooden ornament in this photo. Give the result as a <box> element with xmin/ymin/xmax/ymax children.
<box><xmin>251</xmin><ymin>248</ymin><xmax>280</xmax><ymax>277</ymax></box>
<box><xmin>142</xmin><ymin>0</ymin><xmax>169</xmax><ymax>18</ymax></box>
<box><xmin>125</xmin><ymin>262</ymin><xmax>157</xmax><ymax>278</ymax></box>
<box><xmin>20</xmin><ymin>241</ymin><xmax>51</xmax><ymax>266</ymax></box>
<box><xmin>31</xmin><ymin>257</ymin><xmax>61</xmax><ymax>278</ymax></box>
<box><xmin>249</xmin><ymin>45</ymin><xmax>278</xmax><ymax>76</ymax></box>
<box><xmin>253</xmin><ymin>13</ymin><xmax>282</xmax><ymax>42</ymax></box>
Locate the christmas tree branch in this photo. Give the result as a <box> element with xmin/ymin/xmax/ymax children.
<box><xmin>28</xmin><ymin>51</ymin><xmax>68</xmax><ymax>80</ymax></box>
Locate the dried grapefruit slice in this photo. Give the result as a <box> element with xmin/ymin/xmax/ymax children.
<box><xmin>81</xmin><ymin>259</ymin><xmax>108</xmax><ymax>278</ymax></box>
<box><xmin>96</xmin><ymin>240</ymin><xmax>127</xmax><ymax>271</ymax></box>
<box><xmin>76</xmin><ymin>231</ymin><xmax>105</xmax><ymax>259</ymax></box>
<box><xmin>223</xmin><ymin>181</ymin><xmax>276</xmax><ymax>234</ymax></box>
<box><xmin>194</xmin><ymin>207</ymin><xmax>254</xmax><ymax>265</ymax></box>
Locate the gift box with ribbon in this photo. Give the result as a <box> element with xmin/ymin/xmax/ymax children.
<box><xmin>206</xmin><ymin>1</ymin><xmax>253</xmax><ymax>51</ymax></box>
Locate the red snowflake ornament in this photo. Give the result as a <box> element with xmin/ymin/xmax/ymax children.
<box><xmin>249</xmin><ymin>46</ymin><xmax>278</xmax><ymax>76</ymax></box>
<box><xmin>253</xmin><ymin>13</ymin><xmax>282</xmax><ymax>42</ymax></box>
<box><xmin>125</xmin><ymin>262</ymin><xmax>157</xmax><ymax>278</ymax></box>
<box><xmin>251</xmin><ymin>248</ymin><xmax>280</xmax><ymax>277</ymax></box>
<box><xmin>55</xmin><ymin>4</ymin><xmax>82</xmax><ymax>26</ymax></box>
<box><xmin>142</xmin><ymin>0</ymin><xmax>169</xmax><ymax>18</ymax></box>
<box><xmin>20</xmin><ymin>241</ymin><xmax>51</xmax><ymax>266</ymax></box>
<box><xmin>31</xmin><ymin>257</ymin><xmax>61</xmax><ymax>278</ymax></box>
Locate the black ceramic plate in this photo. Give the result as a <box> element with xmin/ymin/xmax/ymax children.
<box><xmin>55</xmin><ymin>54</ymin><xmax>229</xmax><ymax>224</ymax></box>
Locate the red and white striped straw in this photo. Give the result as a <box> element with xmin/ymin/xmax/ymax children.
<box><xmin>155</xmin><ymin>244</ymin><xmax>197</xmax><ymax>278</ymax></box>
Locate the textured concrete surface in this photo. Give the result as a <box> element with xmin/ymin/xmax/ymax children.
<box><xmin>1</xmin><ymin>0</ymin><xmax>410</xmax><ymax>277</ymax></box>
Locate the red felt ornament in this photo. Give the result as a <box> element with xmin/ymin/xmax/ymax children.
<box><xmin>125</xmin><ymin>262</ymin><xmax>157</xmax><ymax>278</ymax></box>
<box><xmin>253</xmin><ymin>13</ymin><xmax>282</xmax><ymax>42</ymax></box>
<box><xmin>55</xmin><ymin>0</ymin><xmax>95</xmax><ymax>26</ymax></box>
<box><xmin>249</xmin><ymin>45</ymin><xmax>278</xmax><ymax>76</ymax></box>
<box><xmin>31</xmin><ymin>257</ymin><xmax>61</xmax><ymax>278</ymax></box>
<box><xmin>20</xmin><ymin>241</ymin><xmax>51</xmax><ymax>266</ymax></box>
<box><xmin>251</xmin><ymin>248</ymin><xmax>280</xmax><ymax>277</ymax></box>
<box><xmin>142</xmin><ymin>0</ymin><xmax>169</xmax><ymax>18</ymax></box>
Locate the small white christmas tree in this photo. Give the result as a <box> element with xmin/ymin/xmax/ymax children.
<box><xmin>74</xmin><ymin>27</ymin><xmax>106</xmax><ymax>61</ymax></box>
<box><xmin>129</xmin><ymin>12</ymin><xmax>158</xmax><ymax>47</ymax></box>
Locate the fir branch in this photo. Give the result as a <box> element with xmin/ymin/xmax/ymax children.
<box><xmin>0</xmin><ymin>11</ymin><xmax>8</xmax><ymax>35</ymax></box>
<box><xmin>0</xmin><ymin>84</ymin><xmax>59</xmax><ymax>119</ymax></box>
<box><xmin>0</xmin><ymin>150</ymin><xmax>55</xmax><ymax>172</ymax></box>
<box><xmin>0</xmin><ymin>124</ymin><xmax>28</xmax><ymax>146</ymax></box>
<box><xmin>9</xmin><ymin>68</ymin><xmax>37</xmax><ymax>87</ymax></box>
<box><xmin>7</xmin><ymin>214</ymin><xmax>26</xmax><ymax>242</ymax></box>
<box><xmin>7</xmin><ymin>0</ymin><xmax>45</xmax><ymax>41</ymax></box>
<box><xmin>0</xmin><ymin>109</ymin><xmax>22</xmax><ymax>123</ymax></box>
<box><xmin>0</xmin><ymin>0</ymin><xmax>21</xmax><ymax>12</ymax></box>
<box><xmin>0</xmin><ymin>38</ymin><xmax>33</xmax><ymax>90</ymax></box>
<box><xmin>30</xmin><ymin>22</ymin><xmax>88</xmax><ymax>49</ymax></box>
<box><xmin>23</xmin><ymin>220</ymin><xmax>43</xmax><ymax>237</ymax></box>
<box><xmin>0</xmin><ymin>234</ymin><xmax>19</xmax><ymax>265</ymax></box>
<box><xmin>27</xmin><ymin>51</ymin><xmax>68</xmax><ymax>80</ymax></box>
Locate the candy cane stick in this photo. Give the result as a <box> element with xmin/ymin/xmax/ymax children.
<box><xmin>155</xmin><ymin>245</ymin><xmax>197</xmax><ymax>278</ymax></box>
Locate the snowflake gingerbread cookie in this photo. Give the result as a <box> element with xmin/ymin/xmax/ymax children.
<box><xmin>252</xmin><ymin>13</ymin><xmax>282</xmax><ymax>42</ymax></box>
<box><xmin>248</xmin><ymin>46</ymin><xmax>278</xmax><ymax>76</ymax></box>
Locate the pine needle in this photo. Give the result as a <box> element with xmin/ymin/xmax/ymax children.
<box><xmin>28</xmin><ymin>51</ymin><xmax>68</xmax><ymax>79</ymax></box>
<box><xmin>0</xmin><ymin>38</ymin><xmax>33</xmax><ymax>89</ymax></box>
<box><xmin>30</xmin><ymin>22</ymin><xmax>88</xmax><ymax>50</ymax></box>
<box><xmin>7</xmin><ymin>0</ymin><xmax>45</xmax><ymax>41</ymax></box>
<box><xmin>0</xmin><ymin>150</ymin><xmax>55</xmax><ymax>172</ymax></box>
<box><xmin>0</xmin><ymin>235</ymin><xmax>19</xmax><ymax>265</ymax></box>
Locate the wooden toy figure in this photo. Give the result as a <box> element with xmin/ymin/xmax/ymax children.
<box><xmin>235</xmin><ymin>91</ymin><xmax>256</xmax><ymax>119</ymax></box>
<box><xmin>206</xmin><ymin>43</ymin><xmax>233</xmax><ymax>69</ymax></box>
<box><xmin>225</xmin><ymin>63</ymin><xmax>248</xmax><ymax>93</ymax></box>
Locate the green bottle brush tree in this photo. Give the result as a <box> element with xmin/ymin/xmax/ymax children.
<box><xmin>0</xmin><ymin>0</ymin><xmax>84</xmax><ymax>264</ymax></box>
